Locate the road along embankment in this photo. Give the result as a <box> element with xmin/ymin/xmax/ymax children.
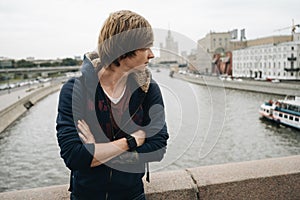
<box><xmin>0</xmin><ymin>83</ymin><xmax>62</xmax><ymax>133</ymax></box>
<box><xmin>174</xmin><ymin>73</ymin><xmax>300</xmax><ymax>96</ymax></box>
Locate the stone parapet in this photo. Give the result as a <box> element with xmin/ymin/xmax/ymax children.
<box><xmin>188</xmin><ymin>155</ymin><xmax>300</xmax><ymax>199</ymax></box>
<box><xmin>0</xmin><ymin>155</ymin><xmax>299</xmax><ymax>199</ymax></box>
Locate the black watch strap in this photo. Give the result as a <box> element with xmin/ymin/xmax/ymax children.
<box><xmin>126</xmin><ymin>134</ymin><xmax>137</xmax><ymax>152</ymax></box>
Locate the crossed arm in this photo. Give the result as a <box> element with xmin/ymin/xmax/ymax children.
<box><xmin>77</xmin><ymin>120</ymin><xmax>145</xmax><ymax>167</ymax></box>
<box><xmin>57</xmin><ymin>78</ymin><xmax>168</xmax><ymax>171</ymax></box>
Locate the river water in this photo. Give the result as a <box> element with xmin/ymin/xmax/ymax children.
<box><xmin>0</xmin><ymin>69</ymin><xmax>299</xmax><ymax>192</ymax></box>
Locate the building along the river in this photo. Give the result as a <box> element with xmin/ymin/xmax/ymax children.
<box><xmin>232</xmin><ymin>34</ymin><xmax>300</xmax><ymax>80</ymax></box>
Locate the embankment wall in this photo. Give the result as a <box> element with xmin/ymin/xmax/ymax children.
<box><xmin>175</xmin><ymin>74</ymin><xmax>300</xmax><ymax>96</ymax></box>
<box><xmin>0</xmin><ymin>83</ymin><xmax>62</xmax><ymax>133</ymax></box>
<box><xmin>0</xmin><ymin>155</ymin><xmax>299</xmax><ymax>200</ymax></box>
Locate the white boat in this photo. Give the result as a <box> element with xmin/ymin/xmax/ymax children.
<box><xmin>259</xmin><ymin>100</ymin><xmax>275</xmax><ymax>121</ymax></box>
<box><xmin>259</xmin><ymin>96</ymin><xmax>300</xmax><ymax>130</ymax></box>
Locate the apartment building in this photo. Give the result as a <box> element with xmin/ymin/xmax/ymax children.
<box><xmin>232</xmin><ymin>40</ymin><xmax>300</xmax><ymax>80</ymax></box>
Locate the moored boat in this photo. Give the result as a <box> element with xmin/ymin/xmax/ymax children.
<box><xmin>259</xmin><ymin>96</ymin><xmax>300</xmax><ymax>130</ymax></box>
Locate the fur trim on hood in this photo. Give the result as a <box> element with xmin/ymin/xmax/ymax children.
<box><xmin>84</xmin><ymin>51</ymin><xmax>151</xmax><ymax>93</ymax></box>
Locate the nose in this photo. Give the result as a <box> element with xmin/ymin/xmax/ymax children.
<box><xmin>148</xmin><ymin>48</ymin><xmax>155</xmax><ymax>59</ymax></box>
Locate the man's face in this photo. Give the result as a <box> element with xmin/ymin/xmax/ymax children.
<box><xmin>122</xmin><ymin>48</ymin><xmax>155</xmax><ymax>71</ymax></box>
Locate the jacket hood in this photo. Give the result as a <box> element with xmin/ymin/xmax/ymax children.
<box><xmin>81</xmin><ymin>51</ymin><xmax>151</xmax><ymax>94</ymax></box>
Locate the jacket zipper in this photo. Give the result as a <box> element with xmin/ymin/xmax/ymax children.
<box><xmin>106</xmin><ymin>113</ymin><xmax>114</xmax><ymax>200</ymax></box>
<box><xmin>106</xmin><ymin>167</ymin><xmax>113</xmax><ymax>200</ymax></box>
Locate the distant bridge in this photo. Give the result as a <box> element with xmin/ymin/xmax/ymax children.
<box><xmin>0</xmin><ymin>66</ymin><xmax>81</xmax><ymax>73</ymax></box>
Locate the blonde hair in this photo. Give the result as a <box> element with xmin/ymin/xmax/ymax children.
<box><xmin>97</xmin><ymin>10</ymin><xmax>153</xmax><ymax>68</ymax></box>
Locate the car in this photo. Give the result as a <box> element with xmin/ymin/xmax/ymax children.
<box><xmin>234</xmin><ymin>78</ymin><xmax>243</xmax><ymax>82</ymax></box>
<box><xmin>271</xmin><ymin>79</ymin><xmax>280</xmax><ymax>83</ymax></box>
<box><xmin>0</xmin><ymin>84</ymin><xmax>9</xmax><ymax>90</ymax></box>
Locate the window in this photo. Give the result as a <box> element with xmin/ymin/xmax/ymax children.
<box><xmin>291</xmin><ymin>46</ymin><xmax>294</xmax><ymax>50</ymax></box>
<box><xmin>289</xmin><ymin>116</ymin><xmax>293</xmax><ymax>120</ymax></box>
<box><xmin>284</xmin><ymin>115</ymin><xmax>288</xmax><ymax>119</ymax></box>
<box><xmin>279</xmin><ymin>113</ymin><xmax>283</xmax><ymax>117</ymax></box>
<box><xmin>295</xmin><ymin>117</ymin><xmax>299</xmax><ymax>122</ymax></box>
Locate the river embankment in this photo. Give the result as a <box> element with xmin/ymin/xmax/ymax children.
<box><xmin>0</xmin><ymin>82</ymin><xmax>62</xmax><ymax>133</ymax></box>
<box><xmin>174</xmin><ymin>73</ymin><xmax>300</xmax><ymax>96</ymax></box>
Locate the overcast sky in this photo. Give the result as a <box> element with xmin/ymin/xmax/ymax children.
<box><xmin>0</xmin><ymin>0</ymin><xmax>299</xmax><ymax>59</ymax></box>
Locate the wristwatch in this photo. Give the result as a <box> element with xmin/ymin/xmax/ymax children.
<box><xmin>126</xmin><ymin>134</ymin><xmax>137</xmax><ymax>152</ymax></box>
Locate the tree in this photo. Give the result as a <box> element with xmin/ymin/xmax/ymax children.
<box><xmin>40</xmin><ymin>62</ymin><xmax>52</xmax><ymax>67</ymax></box>
<box><xmin>61</xmin><ymin>58</ymin><xmax>79</xmax><ymax>66</ymax></box>
<box><xmin>16</xmin><ymin>59</ymin><xmax>36</xmax><ymax>68</ymax></box>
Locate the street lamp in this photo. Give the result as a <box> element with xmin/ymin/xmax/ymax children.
<box><xmin>6</xmin><ymin>69</ymin><xmax>10</xmax><ymax>94</ymax></box>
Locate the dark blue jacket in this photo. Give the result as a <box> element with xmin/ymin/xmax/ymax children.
<box><xmin>56</xmin><ymin>54</ymin><xmax>169</xmax><ymax>198</ymax></box>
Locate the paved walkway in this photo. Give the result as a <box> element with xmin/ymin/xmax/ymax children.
<box><xmin>0</xmin><ymin>82</ymin><xmax>51</xmax><ymax>112</ymax></box>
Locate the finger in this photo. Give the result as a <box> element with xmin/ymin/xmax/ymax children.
<box><xmin>78</xmin><ymin>121</ymin><xmax>88</xmax><ymax>130</ymax></box>
<box><xmin>81</xmin><ymin>119</ymin><xmax>88</xmax><ymax>126</ymax></box>
<box><xmin>79</xmin><ymin>120</ymin><xmax>90</xmax><ymax>131</ymax></box>
<box><xmin>78</xmin><ymin>133</ymin><xmax>87</xmax><ymax>143</ymax></box>
<box><xmin>77</xmin><ymin>120</ymin><xmax>84</xmax><ymax>130</ymax></box>
<box><xmin>81</xmin><ymin>120</ymin><xmax>90</xmax><ymax>131</ymax></box>
<box><xmin>78</xmin><ymin>120</ymin><xmax>88</xmax><ymax>130</ymax></box>
<box><xmin>77</xmin><ymin>123</ymin><xmax>85</xmax><ymax>133</ymax></box>
<box><xmin>78</xmin><ymin>120</ymin><xmax>83</xmax><ymax>125</ymax></box>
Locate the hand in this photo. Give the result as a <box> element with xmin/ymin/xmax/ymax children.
<box><xmin>131</xmin><ymin>130</ymin><xmax>146</xmax><ymax>147</ymax></box>
<box><xmin>77</xmin><ymin>120</ymin><xmax>96</xmax><ymax>144</ymax></box>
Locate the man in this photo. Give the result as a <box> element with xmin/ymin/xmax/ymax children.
<box><xmin>56</xmin><ymin>10</ymin><xmax>169</xmax><ymax>200</ymax></box>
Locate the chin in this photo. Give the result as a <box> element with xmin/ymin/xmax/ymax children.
<box><xmin>134</xmin><ymin>65</ymin><xmax>147</xmax><ymax>71</ymax></box>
